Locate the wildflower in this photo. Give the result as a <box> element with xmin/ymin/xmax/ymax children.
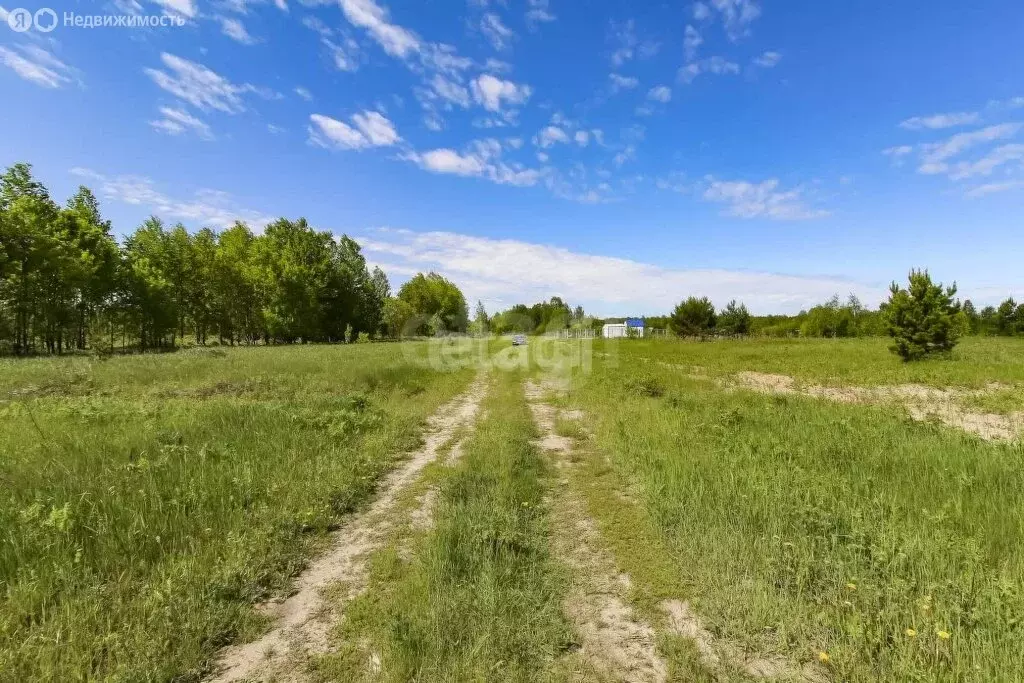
<box><xmin>845</xmin><ymin>583</ymin><xmax>857</xmax><ymax>591</ymax></box>
<box><xmin>818</xmin><ymin>652</ymin><xmax>830</xmax><ymax>664</ymax></box>
<box><xmin>905</xmin><ymin>628</ymin><xmax>917</xmax><ymax>637</ymax></box>
<box><xmin>937</xmin><ymin>630</ymin><xmax>951</xmax><ymax>640</ymax></box>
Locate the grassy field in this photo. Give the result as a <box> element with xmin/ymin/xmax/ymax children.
<box><xmin>2</xmin><ymin>336</ymin><xmax>1023</xmax><ymax>681</ymax></box>
<box><xmin>560</xmin><ymin>337</ymin><xmax>1024</xmax><ymax>680</ymax></box>
<box><xmin>0</xmin><ymin>343</ymin><xmax>473</xmax><ymax>681</ymax></box>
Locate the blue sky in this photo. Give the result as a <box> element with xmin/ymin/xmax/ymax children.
<box><xmin>1</xmin><ymin>0</ymin><xmax>1022</xmax><ymax>315</ymax></box>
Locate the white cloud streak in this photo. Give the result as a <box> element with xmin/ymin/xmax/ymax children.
<box><xmin>701</xmin><ymin>177</ymin><xmax>829</xmax><ymax>220</ymax></box>
<box><xmin>69</xmin><ymin>167</ymin><xmax>274</xmax><ymax>230</ymax></box>
<box><xmin>917</xmin><ymin>123</ymin><xmax>1022</xmax><ymax>175</ymax></box>
<box><xmin>899</xmin><ymin>111</ymin><xmax>981</xmax><ymax>131</ymax></box>
<box><xmin>470</xmin><ymin>73</ymin><xmax>532</xmax><ymax>113</ymax></box>
<box><xmin>308</xmin><ymin>111</ymin><xmax>400</xmax><ymax>149</ymax></box>
<box><xmin>149</xmin><ymin>106</ymin><xmax>214</xmax><ymax>139</ymax></box>
<box><xmin>144</xmin><ymin>53</ymin><xmax>272</xmax><ymax>113</ymax></box>
<box><xmin>647</xmin><ymin>85</ymin><xmax>671</xmax><ymax>102</ymax></box>
<box><xmin>480</xmin><ymin>12</ymin><xmax>514</xmax><ymax>51</ymax></box>
<box><xmin>0</xmin><ymin>45</ymin><xmax>78</xmax><ymax>89</ymax></box>
<box><xmin>356</xmin><ymin>227</ymin><xmax>885</xmax><ymax>315</ymax></box>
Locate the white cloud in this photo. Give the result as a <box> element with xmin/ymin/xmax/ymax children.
<box><xmin>424</xmin><ymin>114</ymin><xmax>443</xmax><ymax>131</ymax></box>
<box><xmin>692</xmin><ymin>2</ymin><xmax>711</xmax><ymax>20</ymax></box>
<box><xmin>151</xmin><ymin>0</ymin><xmax>196</xmax><ymax>19</ymax></box>
<box><xmin>323</xmin><ymin>37</ymin><xmax>360</xmax><ymax>71</ymax></box>
<box><xmin>338</xmin><ymin>0</ymin><xmax>420</xmax><ymax>57</ymax></box>
<box><xmin>704</xmin><ymin>56</ymin><xmax>740</xmax><ymax>74</ymax></box>
<box><xmin>145</xmin><ymin>53</ymin><xmax>272</xmax><ymax>113</ymax></box>
<box><xmin>534</xmin><ymin>125</ymin><xmax>570</xmax><ymax>148</ymax></box>
<box><xmin>484</xmin><ymin>57</ymin><xmax>512</xmax><ymax>73</ymax></box>
<box><xmin>964</xmin><ymin>180</ymin><xmax>1024</xmax><ymax>198</ymax></box>
<box><xmin>609</xmin><ymin>19</ymin><xmax>637</xmax><ymax>66</ymax></box>
<box><xmin>405</xmin><ymin>141</ymin><xmax>543</xmax><ymax>187</ymax></box>
<box><xmin>917</xmin><ymin>123</ymin><xmax>1022</xmax><ymax>175</ymax></box>
<box><xmin>684</xmin><ymin>25</ymin><xmax>703</xmax><ymax>61</ymax></box>
<box><xmin>149</xmin><ymin>106</ymin><xmax>214</xmax><ymax>139</ymax></box>
<box><xmin>609</xmin><ymin>73</ymin><xmax>639</xmax><ymax>92</ymax></box>
<box><xmin>678</xmin><ymin>56</ymin><xmax>739</xmax><ymax>83</ymax></box>
<box><xmin>948</xmin><ymin>143</ymin><xmax>1024</xmax><ymax>180</ymax></box>
<box><xmin>0</xmin><ymin>45</ymin><xmax>79</xmax><ymax>89</ymax></box>
<box><xmin>412</xmin><ymin>148</ymin><xmax>487</xmax><ymax>176</ymax></box>
<box><xmin>351</xmin><ymin>110</ymin><xmax>401</xmax><ymax>145</ymax></box>
<box><xmin>709</xmin><ymin>0</ymin><xmax>761</xmax><ymax>40</ymax></box>
<box><xmin>899</xmin><ymin>111</ymin><xmax>981</xmax><ymax>131</ymax></box>
<box><xmin>701</xmin><ymin>177</ymin><xmax>828</xmax><ymax>220</ymax></box>
<box><xmin>308</xmin><ymin>111</ymin><xmax>400</xmax><ymax>149</ymax></box>
<box><xmin>431</xmin><ymin>74</ymin><xmax>471</xmax><ymax>107</ymax></box>
<box><xmin>221</xmin><ymin>17</ymin><xmax>257</xmax><ymax>44</ymax></box>
<box><xmin>752</xmin><ymin>50</ymin><xmax>780</xmax><ymax>67</ymax></box>
<box><xmin>574</xmin><ymin>130</ymin><xmax>589</xmax><ymax>146</ymax></box>
<box><xmin>480</xmin><ymin>12</ymin><xmax>514</xmax><ymax>51</ymax></box>
<box><xmin>613</xmin><ymin>145</ymin><xmax>636</xmax><ymax>166</ymax></box>
<box><xmin>647</xmin><ymin>85</ymin><xmax>671</xmax><ymax>102</ymax></box>
<box><xmin>295</xmin><ymin>86</ymin><xmax>313</xmax><ymax>101</ymax></box>
<box><xmin>882</xmin><ymin>145</ymin><xmax>913</xmax><ymax>166</ymax></box>
<box><xmin>356</xmin><ymin>227</ymin><xmax>886</xmax><ymax>315</ymax></box>
<box><xmin>302</xmin><ymin>16</ymin><xmax>333</xmax><ymax>37</ymax></box>
<box><xmin>69</xmin><ymin>167</ymin><xmax>274</xmax><ymax>230</ymax></box>
<box><xmin>470</xmin><ymin>73</ymin><xmax>532</xmax><ymax>112</ymax></box>
<box><xmin>526</xmin><ymin>0</ymin><xmax>556</xmax><ymax>25</ymax></box>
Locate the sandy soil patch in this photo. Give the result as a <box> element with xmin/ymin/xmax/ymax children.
<box><xmin>207</xmin><ymin>374</ymin><xmax>489</xmax><ymax>682</ymax></box>
<box><xmin>734</xmin><ymin>372</ymin><xmax>1023</xmax><ymax>442</ymax></box>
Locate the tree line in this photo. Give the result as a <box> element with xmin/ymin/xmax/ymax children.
<box><xmin>0</xmin><ymin>163</ymin><xmax>470</xmax><ymax>355</ymax></box>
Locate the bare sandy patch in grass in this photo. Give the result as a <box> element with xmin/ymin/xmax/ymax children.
<box><xmin>208</xmin><ymin>373</ymin><xmax>488</xmax><ymax>682</ymax></box>
<box><xmin>734</xmin><ymin>371</ymin><xmax>1024</xmax><ymax>442</ymax></box>
<box><xmin>661</xmin><ymin>600</ymin><xmax>825</xmax><ymax>682</ymax></box>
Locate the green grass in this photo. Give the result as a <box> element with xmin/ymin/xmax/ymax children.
<box><xmin>601</xmin><ymin>336</ymin><xmax>1024</xmax><ymax>388</ymax></box>
<box><xmin>5</xmin><ymin>335</ymin><xmax>1024</xmax><ymax>681</ymax></box>
<box><xmin>0</xmin><ymin>343</ymin><xmax>473</xmax><ymax>681</ymax></box>
<box><xmin>565</xmin><ymin>348</ymin><xmax>1024</xmax><ymax>681</ymax></box>
<box><xmin>958</xmin><ymin>385</ymin><xmax>1024</xmax><ymax>415</ymax></box>
<box><xmin>316</xmin><ymin>370</ymin><xmax>573</xmax><ymax>682</ymax></box>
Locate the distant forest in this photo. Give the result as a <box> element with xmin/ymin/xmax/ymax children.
<box><xmin>0</xmin><ymin>163</ymin><xmax>470</xmax><ymax>355</ymax></box>
<box><xmin>2</xmin><ymin>162</ymin><xmax>1021</xmax><ymax>356</ymax></box>
<box><xmin>485</xmin><ymin>291</ymin><xmax>1023</xmax><ymax>339</ymax></box>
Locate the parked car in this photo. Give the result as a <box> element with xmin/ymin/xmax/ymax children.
<box><xmin>512</xmin><ymin>334</ymin><xmax>527</xmax><ymax>346</ymax></box>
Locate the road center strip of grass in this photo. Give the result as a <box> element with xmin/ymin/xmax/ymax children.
<box><xmin>316</xmin><ymin>371</ymin><xmax>573</xmax><ymax>682</ymax></box>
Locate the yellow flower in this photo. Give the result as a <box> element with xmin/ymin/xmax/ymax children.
<box><xmin>845</xmin><ymin>583</ymin><xmax>857</xmax><ymax>591</ymax></box>
<box><xmin>937</xmin><ymin>630</ymin><xmax>951</xmax><ymax>640</ymax></box>
<box><xmin>818</xmin><ymin>652</ymin><xmax>830</xmax><ymax>664</ymax></box>
<box><xmin>905</xmin><ymin>628</ymin><xmax>917</xmax><ymax>637</ymax></box>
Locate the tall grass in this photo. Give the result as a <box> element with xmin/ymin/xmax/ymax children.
<box><xmin>318</xmin><ymin>371</ymin><xmax>572</xmax><ymax>681</ymax></box>
<box><xmin>570</xmin><ymin>356</ymin><xmax>1024</xmax><ymax>680</ymax></box>
<box><xmin>0</xmin><ymin>343</ymin><xmax>473</xmax><ymax>681</ymax></box>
